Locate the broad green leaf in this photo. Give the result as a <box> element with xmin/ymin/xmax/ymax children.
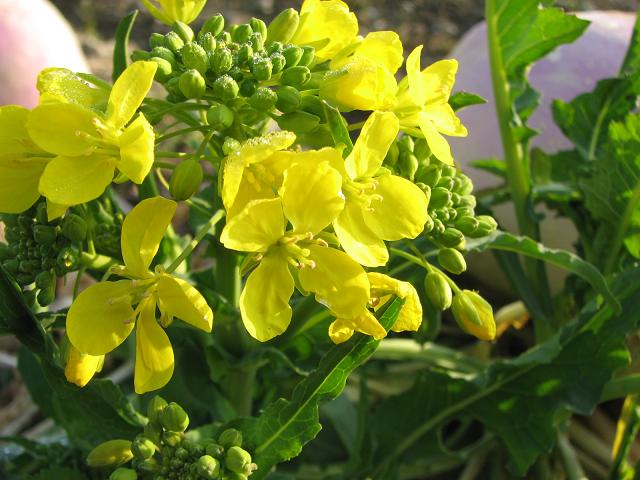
<box><xmin>112</xmin><ymin>10</ymin><xmax>138</xmax><ymax>82</ymax></box>
<box><xmin>368</xmin><ymin>268</ymin><xmax>640</xmax><ymax>476</ymax></box>
<box><xmin>233</xmin><ymin>298</ymin><xmax>404</xmax><ymax>479</ymax></box>
<box><xmin>621</xmin><ymin>7</ymin><xmax>640</xmax><ymax>76</ymax></box>
<box><xmin>466</xmin><ymin>231</ymin><xmax>620</xmax><ymax>313</ymax></box>
<box><xmin>323</xmin><ymin>100</ymin><xmax>353</xmax><ymax>156</ymax></box>
<box><xmin>449</xmin><ymin>91</ymin><xmax>486</xmax><ymax>112</ymax></box>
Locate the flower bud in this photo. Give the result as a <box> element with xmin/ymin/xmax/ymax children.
<box><xmin>424</xmin><ymin>272</ymin><xmax>452</xmax><ymax>311</ymax></box>
<box><xmin>266</xmin><ymin>8</ymin><xmax>299</xmax><ymax>44</ymax></box>
<box><xmin>217</xmin><ymin>30</ymin><xmax>232</xmax><ymax>43</ymax></box>
<box><xmin>86</xmin><ymin>439</ymin><xmax>133</xmax><ymax>467</ymax></box>
<box><xmin>437</xmin><ymin>248</ymin><xmax>466</xmax><ymax>275</ymax></box>
<box><xmin>57</xmin><ymin>246</ymin><xmax>81</xmax><ymax>272</ymax></box>
<box><xmin>437</xmin><ymin>176</ymin><xmax>454</xmax><ymax>191</ymax></box>
<box><xmin>164</xmin><ymin>31</ymin><xmax>185</xmax><ymax>52</ymax></box>
<box><xmin>282</xmin><ymin>45</ymin><xmax>303</xmax><ymax>68</ymax></box>
<box><xmin>413</xmin><ymin>138</ymin><xmax>431</xmax><ymax>162</ymax></box>
<box><xmin>150</xmin><ymin>57</ymin><xmax>173</xmax><ymax>81</ymax></box>
<box><xmin>144</xmin><ymin>422</ymin><xmax>162</xmax><ymax>447</ymax></box>
<box><xmin>109</xmin><ymin>468</ymin><xmax>137</xmax><ymax>480</ymax></box>
<box><xmin>231</xmin><ymin>24</ymin><xmax>253</xmax><ymax>43</ymax></box>
<box><xmin>452</xmin><ymin>290</ymin><xmax>496</xmax><ymax>341</ymax></box>
<box><xmin>207</xmin><ymin>103</ymin><xmax>235</xmax><ymax>130</ymax></box>
<box><xmin>248</xmin><ymin>56</ymin><xmax>271</xmax><ymax>82</ymax></box>
<box><xmin>37</xmin><ymin>283</ymin><xmax>56</xmax><ymax>306</ymax></box>
<box><xmin>250</xmin><ymin>32</ymin><xmax>265</xmax><ymax>51</ymax></box>
<box><xmin>213</xmin><ymin>75</ymin><xmax>239</xmax><ymax>101</ymax></box>
<box><xmin>249</xmin><ymin>18</ymin><xmax>268</xmax><ymax>40</ymax></box>
<box><xmin>300</xmin><ymin>95</ymin><xmax>326</xmax><ymax>120</ymax></box>
<box><xmin>454</xmin><ymin>173</ymin><xmax>474</xmax><ymax>196</ymax></box>
<box><xmin>181</xmin><ymin>42</ymin><xmax>208</xmax><ymax>74</ymax></box>
<box><xmin>440</xmin><ymin>228</ymin><xmax>465</xmax><ymax>248</ymax></box>
<box><xmin>204</xmin><ymin>442</ymin><xmax>224</xmax><ymax>459</ymax></box>
<box><xmin>172</xmin><ymin>21</ymin><xmax>195</xmax><ymax>43</ymax></box>
<box><xmin>200</xmin><ymin>14</ymin><xmax>225</xmax><ymax>38</ymax></box>
<box><xmin>151</xmin><ymin>46</ymin><xmax>177</xmax><ymax>66</ymax></box>
<box><xmin>277</xmin><ymin>111</ymin><xmax>320</xmax><ymax>133</ymax></box>
<box><xmin>239</xmin><ymin>78</ymin><xmax>258</xmax><ymax>97</ymax></box>
<box><xmin>131</xmin><ymin>50</ymin><xmax>150</xmax><ymax>62</ymax></box>
<box><xmin>162</xmin><ymin>431</ymin><xmax>183</xmax><ymax>447</ymax></box>
<box><xmin>398</xmin><ymin>152</ymin><xmax>419</xmax><ymax>181</ymax></box>
<box><xmin>218</xmin><ymin>428</ymin><xmax>243</xmax><ymax>449</ymax></box>
<box><xmin>281</xmin><ymin>66</ymin><xmax>310</xmax><ymax>88</ymax></box>
<box><xmin>222</xmin><ymin>137</ymin><xmax>241</xmax><ymax>155</ymax></box>
<box><xmin>416</xmin><ymin>165</ymin><xmax>440</xmax><ymax>186</ymax></box>
<box><xmin>136</xmin><ymin>458</ymin><xmax>159</xmax><ymax>473</ymax></box>
<box><xmin>179</xmin><ymin>69</ymin><xmax>206</xmax><ymax>99</ymax></box>
<box><xmin>298</xmin><ymin>46</ymin><xmax>315</xmax><ymax>67</ymax></box>
<box><xmin>267</xmin><ymin>41</ymin><xmax>283</xmax><ymax>54</ymax></box>
<box><xmin>225</xmin><ymin>446</ymin><xmax>253</xmax><ymax>474</ymax></box>
<box><xmin>33</xmin><ymin>225</ymin><xmax>57</xmax><ymax>245</ymax></box>
<box><xmin>249</xmin><ymin>87</ymin><xmax>277</xmax><ymax>111</ymax></box>
<box><xmin>170</xmin><ymin>159</ymin><xmax>203</xmax><ymax>201</ymax></box>
<box><xmin>270</xmin><ymin>52</ymin><xmax>286</xmax><ymax>73</ymax></box>
<box><xmin>61</xmin><ymin>214</ymin><xmax>88</xmax><ymax>242</ymax></box>
<box><xmin>149</xmin><ymin>33</ymin><xmax>166</xmax><ymax>49</ymax></box>
<box><xmin>211</xmin><ymin>47</ymin><xmax>233</xmax><ymax>75</ymax></box>
<box><xmin>429</xmin><ymin>187</ymin><xmax>452</xmax><ymax>210</ymax></box>
<box><xmin>161</xmin><ymin>402</ymin><xmax>189</xmax><ymax>432</ymax></box>
<box><xmin>199</xmin><ymin>32</ymin><xmax>217</xmax><ymax>53</ymax></box>
<box><xmin>275</xmin><ymin>86</ymin><xmax>301</xmax><ymax>113</ymax></box>
<box><xmin>35</xmin><ymin>270</ymin><xmax>55</xmax><ymax>290</ymax></box>
<box><xmin>455</xmin><ymin>216</ymin><xmax>479</xmax><ymax>236</ymax></box>
<box><xmin>472</xmin><ymin>215</ymin><xmax>498</xmax><ymax>237</ymax></box>
<box><xmin>237</xmin><ymin>44</ymin><xmax>254</xmax><ymax>66</ymax></box>
<box><xmin>196</xmin><ymin>455</ymin><xmax>221</xmax><ymax>479</ymax></box>
<box><xmin>132</xmin><ymin>435</ymin><xmax>156</xmax><ymax>461</ymax></box>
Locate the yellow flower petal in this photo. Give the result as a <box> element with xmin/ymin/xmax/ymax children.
<box><xmin>240</xmin><ymin>252</ymin><xmax>294</xmax><ymax>341</ymax></box>
<box><xmin>118</xmin><ymin>113</ymin><xmax>155</xmax><ymax>184</ymax></box>
<box><xmin>368</xmin><ymin>273</ymin><xmax>422</xmax><ymax>332</ymax></box>
<box><xmin>352</xmin><ymin>31</ymin><xmax>404</xmax><ymax>73</ymax></box>
<box><xmin>421</xmin><ymin>104</ymin><xmax>468</xmax><ymax>137</ymax></box>
<box><xmin>157</xmin><ymin>275</ymin><xmax>213</xmax><ymax>332</ymax></box>
<box><xmin>422</xmin><ymin>59</ymin><xmax>459</xmax><ymax>106</ymax></box>
<box><xmin>65</xmin><ymin>345</ymin><xmax>104</xmax><ymax>388</ymax></box>
<box><xmin>0</xmin><ymin>163</ymin><xmax>45</xmax><ymax>213</ymax></box>
<box><xmin>143</xmin><ymin>0</ymin><xmax>206</xmax><ymax>24</ymax></box>
<box><xmin>37</xmin><ymin>67</ymin><xmax>109</xmax><ymax>108</ymax></box>
<box><xmin>67</xmin><ymin>280</ymin><xmax>136</xmax><ymax>356</ymax></box>
<box><xmin>406</xmin><ymin>45</ymin><xmax>429</xmax><ymax>107</ymax></box>
<box><xmin>328</xmin><ymin>309</ymin><xmax>387</xmax><ymax>344</ymax></box>
<box><xmin>46</xmin><ymin>199</ymin><xmax>69</xmax><ymax>221</ymax></box>
<box><xmin>134</xmin><ymin>298</ymin><xmax>175</xmax><ymax>394</ymax></box>
<box><xmin>363</xmin><ymin>174</ymin><xmax>428</xmax><ymax>241</ymax></box>
<box><xmin>280</xmin><ymin>159</ymin><xmax>344</xmax><ymax>235</ymax></box>
<box><xmin>345</xmin><ymin>111</ymin><xmax>398</xmax><ymax>180</ymax></box>
<box><xmin>225</xmin><ymin>171</ymin><xmax>277</xmax><ymax>219</ymax></box>
<box><xmin>121</xmin><ymin>196</ymin><xmax>176</xmax><ymax>278</ymax></box>
<box><xmin>292</xmin><ymin>0</ymin><xmax>358</xmax><ymax>61</ymax></box>
<box><xmin>334</xmin><ymin>200</ymin><xmax>388</xmax><ymax>267</ymax></box>
<box><xmin>417</xmin><ymin>113</ymin><xmax>455</xmax><ymax>165</ymax></box>
<box><xmin>0</xmin><ymin>106</ymin><xmax>31</xmax><ymax>156</ymax></box>
<box><xmin>106</xmin><ymin>61</ymin><xmax>157</xmax><ymax>130</ymax></box>
<box><xmin>39</xmin><ymin>155</ymin><xmax>115</xmax><ymax>205</ymax></box>
<box><xmin>221</xmin><ymin>198</ymin><xmax>285</xmax><ymax>252</ymax></box>
<box><xmin>299</xmin><ymin>244</ymin><xmax>369</xmax><ymax>318</ymax></box>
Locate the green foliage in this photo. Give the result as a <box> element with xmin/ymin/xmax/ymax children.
<box><xmin>113</xmin><ymin>10</ymin><xmax>138</xmax><ymax>81</ymax></box>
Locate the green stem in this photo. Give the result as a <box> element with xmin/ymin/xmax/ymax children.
<box><xmin>557</xmin><ymin>434</ymin><xmax>588</xmax><ymax>480</ymax></box>
<box><xmin>224</xmin><ymin>362</ymin><xmax>259</xmax><ymax>417</ymax></box>
<box><xmin>485</xmin><ymin>0</ymin><xmax>552</xmax><ymax>340</ymax></box>
<box><xmin>165</xmin><ymin>210</ymin><xmax>225</xmax><ymax>274</ymax></box>
<box><xmin>155</xmin><ymin>126</ymin><xmax>210</xmax><ymax>144</ymax></box>
<box><xmin>389</xmin><ymin>247</ymin><xmax>462</xmax><ymax>294</ymax></box>
<box><xmin>215</xmin><ymin>241</ymin><xmax>241</xmax><ymax>308</ymax></box>
<box><xmin>80</xmin><ymin>252</ymin><xmax>117</xmax><ymax>271</ymax></box>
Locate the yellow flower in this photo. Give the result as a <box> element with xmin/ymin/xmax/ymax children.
<box><xmin>221</xmin><ymin>131</ymin><xmax>296</xmax><ymax>218</ymax></box>
<box><xmin>451</xmin><ymin>290</ymin><xmax>496</xmax><ymax>341</ymax></box>
<box><xmin>37</xmin><ymin>67</ymin><xmax>109</xmax><ymax>109</ymax></box>
<box><xmin>64</xmin><ymin>345</ymin><xmax>105</xmax><ymax>388</ymax></box>
<box><xmin>333</xmin><ymin>111</ymin><xmax>429</xmax><ymax>266</ymax></box>
<box><xmin>26</xmin><ymin>61</ymin><xmax>157</xmax><ymax>207</ymax></box>
<box><xmin>393</xmin><ymin>45</ymin><xmax>467</xmax><ymax>165</ymax></box>
<box><xmin>221</xmin><ymin>158</ymin><xmax>370</xmax><ymax>341</ymax></box>
<box><xmin>0</xmin><ymin>106</ymin><xmax>52</xmax><ymax>214</ymax></box>
<box><xmin>328</xmin><ymin>272</ymin><xmax>422</xmax><ymax>344</ymax></box>
<box><xmin>66</xmin><ymin>197</ymin><xmax>213</xmax><ymax>394</ymax></box>
<box><xmin>290</xmin><ymin>0</ymin><xmax>358</xmax><ymax>62</ymax></box>
<box><xmin>141</xmin><ymin>0</ymin><xmax>207</xmax><ymax>24</ymax></box>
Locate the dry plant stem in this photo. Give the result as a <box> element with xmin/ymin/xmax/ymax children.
<box><xmin>569</xmin><ymin>421</ymin><xmax>612</xmax><ymax>468</ymax></box>
<box><xmin>558</xmin><ymin>434</ymin><xmax>588</xmax><ymax>480</ymax></box>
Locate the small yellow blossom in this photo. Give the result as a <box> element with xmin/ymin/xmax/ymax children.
<box><xmin>66</xmin><ymin>197</ymin><xmax>213</xmax><ymax>394</ymax></box>
<box><xmin>64</xmin><ymin>345</ymin><xmax>105</xmax><ymax>388</ymax></box>
<box><xmin>141</xmin><ymin>0</ymin><xmax>207</xmax><ymax>25</ymax></box>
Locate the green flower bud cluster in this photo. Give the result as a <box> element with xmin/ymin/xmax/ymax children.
<box><xmin>86</xmin><ymin>197</ymin><xmax>124</xmax><ymax>259</ymax></box>
<box><xmin>97</xmin><ymin>397</ymin><xmax>257</xmax><ymax>480</ymax></box>
<box><xmin>0</xmin><ymin>201</ymin><xmax>80</xmax><ymax>305</ymax></box>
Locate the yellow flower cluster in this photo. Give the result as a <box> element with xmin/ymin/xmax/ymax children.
<box><xmin>0</xmin><ymin>62</ymin><xmax>157</xmax><ymax>219</ymax></box>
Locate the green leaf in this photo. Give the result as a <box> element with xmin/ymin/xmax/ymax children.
<box><xmin>29</xmin><ymin>467</ymin><xmax>88</xmax><ymax>480</ymax></box>
<box><xmin>449</xmin><ymin>91</ymin><xmax>486</xmax><ymax>112</ymax></box>
<box><xmin>322</xmin><ymin>100</ymin><xmax>353</xmax><ymax>156</ymax></box>
<box><xmin>470</xmin><ymin>157</ymin><xmax>506</xmax><ymax>177</ymax></box>
<box><xmin>112</xmin><ymin>10</ymin><xmax>138</xmax><ymax>82</ymax></box>
<box><xmin>235</xmin><ymin>298</ymin><xmax>404</xmax><ymax>479</ymax></box>
<box><xmin>620</xmin><ymin>6</ymin><xmax>640</xmax><ymax>76</ymax></box>
<box><xmin>368</xmin><ymin>267</ymin><xmax>640</xmax><ymax>476</ymax></box>
<box><xmin>466</xmin><ymin>231</ymin><xmax>621</xmax><ymax>313</ymax></box>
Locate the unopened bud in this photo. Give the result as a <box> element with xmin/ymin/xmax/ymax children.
<box><xmin>429</xmin><ymin>187</ymin><xmax>451</xmax><ymax>210</ymax></box>
<box><xmin>282</xmin><ymin>45</ymin><xmax>303</xmax><ymax>67</ymax></box>
<box><xmin>61</xmin><ymin>214</ymin><xmax>88</xmax><ymax>242</ymax></box>
<box><xmin>136</xmin><ymin>457</ymin><xmax>158</xmax><ymax>473</ymax></box>
<box><xmin>37</xmin><ymin>283</ymin><xmax>56</xmax><ymax>306</ymax></box>
<box><xmin>181</xmin><ymin>42</ymin><xmax>208</xmax><ymax>74</ymax></box>
<box><xmin>207</xmin><ymin>103</ymin><xmax>234</xmax><ymax>129</ymax></box>
<box><xmin>277</xmin><ymin>111</ymin><xmax>320</xmax><ymax>133</ymax></box>
<box><xmin>218</xmin><ymin>428</ymin><xmax>243</xmax><ymax>449</ymax></box>
<box><xmin>424</xmin><ymin>272</ymin><xmax>452</xmax><ymax>311</ymax></box>
<box><xmin>213</xmin><ymin>75</ymin><xmax>239</xmax><ymax>101</ymax></box>
<box><xmin>455</xmin><ymin>216</ymin><xmax>479</xmax><ymax>236</ymax></box>
<box><xmin>398</xmin><ymin>152</ymin><xmax>419</xmax><ymax>181</ymax></box>
<box><xmin>86</xmin><ymin>439</ymin><xmax>133</xmax><ymax>467</ymax></box>
<box><xmin>196</xmin><ymin>455</ymin><xmax>221</xmax><ymax>479</ymax></box>
<box><xmin>437</xmin><ymin>248</ymin><xmax>466</xmax><ymax>275</ymax></box>
<box><xmin>250</xmin><ymin>87</ymin><xmax>277</xmax><ymax>111</ymax></box>
<box><xmin>298</xmin><ymin>46</ymin><xmax>315</xmax><ymax>67</ymax></box>
<box><xmin>162</xmin><ymin>430</ymin><xmax>183</xmax><ymax>447</ymax></box>
<box><xmin>179</xmin><ymin>69</ymin><xmax>206</xmax><ymax>99</ymax></box>
<box><xmin>130</xmin><ymin>50</ymin><xmax>150</xmax><ymax>62</ymax></box>
<box><xmin>149</xmin><ymin>33</ymin><xmax>165</xmax><ymax>49</ymax></box>
<box><xmin>276</xmin><ymin>85</ymin><xmax>300</xmax><ymax>113</ymax></box>
<box><xmin>164</xmin><ymin>31</ymin><xmax>184</xmax><ymax>52</ymax></box>
<box><xmin>170</xmin><ymin>159</ymin><xmax>204</xmax><ymax>201</ymax></box>
<box><xmin>472</xmin><ymin>215</ymin><xmax>498</xmax><ymax>237</ymax></box>
<box><xmin>237</xmin><ymin>43</ymin><xmax>254</xmax><ymax>66</ymax></box>
<box><xmin>198</xmin><ymin>32</ymin><xmax>217</xmax><ymax>53</ymax></box>
<box><xmin>211</xmin><ymin>47</ymin><xmax>234</xmax><ymax>75</ymax></box>
<box><xmin>451</xmin><ymin>290</ymin><xmax>496</xmax><ymax>340</ymax></box>
<box><xmin>267</xmin><ymin>8</ymin><xmax>299</xmax><ymax>44</ymax></box>
<box><xmin>251</xmin><ymin>56</ymin><xmax>273</xmax><ymax>81</ymax></box>
<box><xmin>200</xmin><ymin>14</ymin><xmax>225</xmax><ymax>38</ymax></box>
<box><xmin>205</xmin><ymin>442</ymin><xmax>225</xmax><ymax>459</ymax></box>
<box><xmin>413</xmin><ymin>138</ymin><xmax>431</xmax><ymax>162</ymax></box>
<box><xmin>33</xmin><ymin>225</ymin><xmax>57</xmax><ymax>245</ymax></box>
<box><xmin>161</xmin><ymin>402</ymin><xmax>189</xmax><ymax>432</ymax></box>
<box><xmin>249</xmin><ymin>18</ymin><xmax>268</xmax><ymax>39</ymax></box>
<box><xmin>270</xmin><ymin>52</ymin><xmax>286</xmax><ymax>73</ymax></box>
<box><xmin>231</xmin><ymin>24</ymin><xmax>253</xmax><ymax>43</ymax></box>
<box><xmin>151</xmin><ymin>46</ymin><xmax>176</xmax><ymax>66</ymax></box>
<box><xmin>57</xmin><ymin>246</ymin><xmax>81</xmax><ymax>272</ymax></box>
<box><xmin>239</xmin><ymin>78</ymin><xmax>258</xmax><ymax>97</ymax></box>
<box><xmin>440</xmin><ymin>228</ymin><xmax>465</xmax><ymax>248</ymax></box>
<box><xmin>281</xmin><ymin>65</ymin><xmax>310</xmax><ymax>88</ymax></box>
<box><xmin>172</xmin><ymin>21</ymin><xmax>194</xmax><ymax>43</ymax></box>
<box><xmin>225</xmin><ymin>446</ymin><xmax>252</xmax><ymax>474</ymax></box>
<box><xmin>250</xmin><ymin>31</ymin><xmax>265</xmax><ymax>51</ymax></box>
<box><xmin>150</xmin><ymin>57</ymin><xmax>173</xmax><ymax>81</ymax></box>
<box><xmin>416</xmin><ymin>164</ymin><xmax>441</xmax><ymax>186</ymax></box>
<box><xmin>222</xmin><ymin>137</ymin><xmax>241</xmax><ymax>155</ymax></box>
<box><xmin>132</xmin><ymin>435</ymin><xmax>156</xmax><ymax>461</ymax></box>
<box><xmin>109</xmin><ymin>467</ymin><xmax>137</xmax><ymax>480</ymax></box>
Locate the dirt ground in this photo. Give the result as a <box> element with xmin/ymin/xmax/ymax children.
<box><xmin>49</xmin><ymin>0</ymin><xmax>638</xmax><ymax>78</ymax></box>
